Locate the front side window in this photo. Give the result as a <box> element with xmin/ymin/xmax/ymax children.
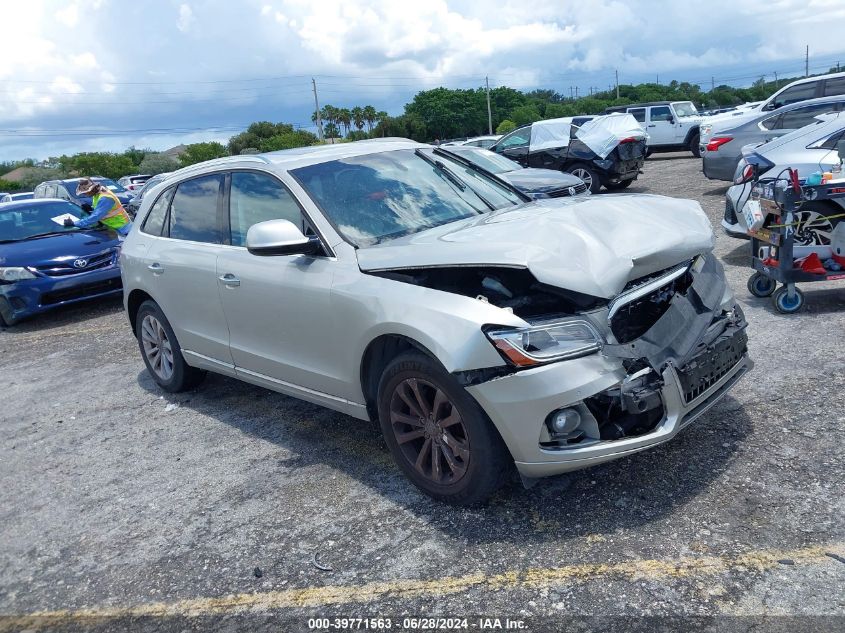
<box><xmin>497</xmin><ymin>129</ymin><xmax>530</xmax><ymax>149</ymax></box>
<box><xmin>291</xmin><ymin>149</ymin><xmax>522</xmax><ymax>247</ymax></box>
<box><xmin>168</xmin><ymin>174</ymin><xmax>223</xmax><ymax>243</ymax></box>
<box><xmin>650</xmin><ymin>106</ymin><xmax>673</xmax><ymax>122</ymax></box>
<box><xmin>229</xmin><ymin>171</ymin><xmax>305</xmax><ymax>247</ymax></box>
<box><xmin>629</xmin><ymin>108</ymin><xmax>646</xmax><ymax>123</ymax></box>
<box><xmin>773</xmin><ymin>82</ymin><xmax>818</xmax><ymax>108</ymax></box>
<box><xmin>141</xmin><ymin>187</ymin><xmax>174</xmax><ymax>236</ymax></box>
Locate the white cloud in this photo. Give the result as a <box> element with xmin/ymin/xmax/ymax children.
<box><xmin>56</xmin><ymin>3</ymin><xmax>79</xmax><ymax>27</ymax></box>
<box><xmin>177</xmin><ymin>3</ymin><xmax>194</xmax><ymax>32</ymax></box>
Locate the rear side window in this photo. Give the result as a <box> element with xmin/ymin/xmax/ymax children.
<box><xmin>779</xmin><ymin>103</ymin><xmax>840</xmax><ymax>129</ymax></box>
<box><xmin>812</xmin><ymin>129</ymin><xmax>845</xmax><ymax>150</ymax></box>
<box><xmin>760</xmin><ymin>114</ymin><xmax>781</xmax><ymax>130</ymax></box>
<box><xmin>650</xmin><ymin>106</ymin><xmax>672</xmax><ymax>122</ymax></box>
<box><xmin>772</xmin><ymin>82</ymin><xmax>818</xmax><ymax>108</ymax></box>
<box><xmin>824</xmin><ymin>77</ymin><xmax>845</xmax><ymax>97</ymax></box>
<box><xmin>629</xmin><ymin>108</ymin><xmax>646</xmax><ymax>123</ymax></box>
<box><xmin>141</xmin><ymin>187</ymin><xmax>174</xmax><ymax>236</ymax></box>
<box><xmin>168</xmin><ymin>174</ymin><xmax>223</xmax><ymax>243</ymax></box>
<box><xmin>229</xmin><ymin>172</ymin><xmax>305</xmax><ymax>246</ymax></box>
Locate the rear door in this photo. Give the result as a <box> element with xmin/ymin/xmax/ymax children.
<box><xmin>774</xmin><ymin>102</ymin><xmax>844</xmax><ymax>135</ymax></box>
<box><xmin>143</xmin><ymin>173</ymin><xmax>233</xmax><ymax>365</ymax></box>
<box><xmin>215</xmin><ymin>170</ymin><xmax>343</xmax><ymax>398</ymax></box>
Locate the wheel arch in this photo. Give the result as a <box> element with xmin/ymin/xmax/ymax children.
<box><xmin>127</xmin><ymin>288</ymin><xmax>155</xmax><ymax>336</ymax></box>
<box><xmin>683</xmin><ymin>125</ymin><xmax>701</xmax><ymax>145</ymax></box>
<box><xmin>359</xmin><ymin>333</ymin><xmax>441</xmax><ymax>421</ymax></box>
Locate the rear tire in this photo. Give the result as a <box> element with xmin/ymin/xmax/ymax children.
<box><xmin>689</xmin><ymin>133</ymin><xmax>701</xmax><ymax>158</ymax></box>
<box><xmin>136</xmin><ymin>300</ymin><xmax>206</xmax><ymax>392</ymax></box>
<box><xmin>566</xmin><ymin>163</ymin><xmax>602</xmax><ymax>194</ymax></box>
<box><xmin>377</xmin><ymin>351</ymin><xmax>510</xmax><ymax>506</ymax></box>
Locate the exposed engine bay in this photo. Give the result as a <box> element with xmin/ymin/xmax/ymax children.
<box><xmin>369</xmin><ymin>266</ymin><xmax>606</xmax><ymax>319</ymax></box>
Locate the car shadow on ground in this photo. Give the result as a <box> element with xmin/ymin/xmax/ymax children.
<box><xmin>703</xmin><ymin>185</ymin><xmax>730</xmax><ymax>196</ymax></box>
<box><xmin>645</xmin><ymin>153</ymin><xmax>697</xmax><ymax>162</ymax></box>
<box><xmin>137</xmin><ymin>368</ymin><xmax>750</xmax><ymax>546</ymax></box>
<box><xmin>0</xmin><ymin>296</ymin><xmax>124</xmax><ymax>335</ymax></box>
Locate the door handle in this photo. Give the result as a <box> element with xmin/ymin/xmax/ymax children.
<box><xmin>148</xmin><ymin>263</ymin><xmax>164</xmax><ymax>273</ymax></box>
<box><xmin>647</xmin><ymin>124</ymin><xmax>656</xmax><ymax>128</ymax></box>
<box><xmin>218</xmin><ymin>273</ymin><xmax>240</xmax><ymax>287</ymax></box>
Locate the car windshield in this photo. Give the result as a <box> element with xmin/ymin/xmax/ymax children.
<box><xmin>446</xmin><ymin>148</ymin><xmax>522</xmax><ymax>174</ymax></box>
<box><xmin>0</xmin><ymin>201</ymin><xmax>84</xmax><ymax>241</ymax></box>
<box><xmin>94</xmin><ymin>178</ymin><xmax>127</xmax><ymax>193</ymax></box>
<box><xmin>291</xmin><ymin>148</ymin><xmax>523</xmax><ymax>247</ymax></box>
<box><xmin>674</xmin><ymin>102</ymin><xmax>699</xmax><ymax>118</ymax></box>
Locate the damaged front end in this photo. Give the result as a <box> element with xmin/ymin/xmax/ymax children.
<box><xmin>460</xmin><ymin>254</ymin><xmax>752</xmax><ymax>479</ymax></box>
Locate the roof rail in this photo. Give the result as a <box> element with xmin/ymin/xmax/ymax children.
<box><xmin>171</xmin><ymin>154</ymin><xmax>272</xmax><ymax>177</ymax></box>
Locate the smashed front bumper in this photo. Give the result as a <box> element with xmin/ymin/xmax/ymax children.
<box><xmin>467</xmin><ymin>255</ymin><xmax>752</xmax><ymax>479</ymax></box>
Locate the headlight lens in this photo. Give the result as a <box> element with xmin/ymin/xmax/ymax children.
<box><xmin>486</xmin><ymin>318</ymin><xmax>602</xmax><ymax>367</ymax></box>
<box><xmin>0</xmin><ymin>267</ymin><xmax>37</xmax><ymax>281</ymax></box>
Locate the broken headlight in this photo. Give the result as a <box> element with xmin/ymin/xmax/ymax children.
<box><xmin>486</xmin><ymin>318</ymin><xmax>602</xmax><ymax>367</ymax></box>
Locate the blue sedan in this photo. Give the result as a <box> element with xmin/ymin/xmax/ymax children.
<box><xmin>0</xmin><ymin>199</ymin><xmax>123</xmax><ymax>326</ymax></box>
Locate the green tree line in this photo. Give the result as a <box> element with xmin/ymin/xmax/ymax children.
<box><xmin>2</xmin><ymin>68</ymin><xmax>836</xmax><ymax>192</ymax></box>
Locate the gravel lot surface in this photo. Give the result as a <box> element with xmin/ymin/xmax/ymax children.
<box><xmin>1</xmin><ymin>153</ymin><xmax>843</xmax><ymax>632</ymax></box>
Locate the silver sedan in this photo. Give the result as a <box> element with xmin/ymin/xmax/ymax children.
<box><xmin>122</xmin><ymin>140</ymin><xmax>751</xmax><ymax>505</ymax></box>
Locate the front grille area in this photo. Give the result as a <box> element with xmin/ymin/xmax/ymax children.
<box><xmin>677</xmin><ymin>329</ymin><xmax>748</xmax><ymax>403</ymax></box>
<box><xmin>40</xmin><ymin>277</ymin><xmax>122</xmax><ymax>306</ymax></box>
<box><xmin>547</xmin><ymin>182</ymin><xmax>589</xmax><ymax>197</ymax></box>
<box><xmin>34</xmin><ymin>249</ymin><xmax>117</xmax><ymax>277</ymax></box>
<box><xmin>609</xmin><ymin>266</ymin><xmax>694</xmax><ymax>344</ymax></box>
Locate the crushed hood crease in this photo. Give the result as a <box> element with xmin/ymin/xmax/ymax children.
<box><xmin>356</xmin><ymin>195</ymin><xmax>714</xmax><ymax>299</ymax></box>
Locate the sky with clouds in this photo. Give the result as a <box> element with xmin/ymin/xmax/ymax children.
<box><xmin>2</xmin><ymin>0</ymin><xmax>845</xmax><ymax>160</ymax></box>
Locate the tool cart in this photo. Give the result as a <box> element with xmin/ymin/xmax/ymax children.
<box><xmin>745</xmin><ymin>168</ymin><xmax>845</xmax><ymax>313</ymax></box>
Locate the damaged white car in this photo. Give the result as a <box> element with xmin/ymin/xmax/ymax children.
<box><xmin>122</xmin><ymin>139</ymin><xmax>752</xmax><ymax>505</ymax></box>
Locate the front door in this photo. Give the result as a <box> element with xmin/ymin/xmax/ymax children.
<box><xmin>646</xmin><ymin>105</ymin><xmax>678</xmax><ymax>146</ymax></box>
<box><xmin>493</xmin><ymin>128</ymin><xmax>531</xmax><ymax>166</ymax></box>
<box><xmin>215</xmin><ymin>171</ymin><xmax>343</xmax><ymax>397</ymax></box>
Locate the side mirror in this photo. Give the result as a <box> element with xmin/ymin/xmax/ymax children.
<box><xmin>763</xmin><ymin>102</ymin><xmax>777</xmax><ymax>111</ymax></box>
<box><xmin>667</xmin><ymin>117</ymin><xmax>675</xmax><ymax>124</ymax></box>
<box><xmin>246</xmin><ymin>219</ymin><xmax>321</xmax><ymax>256</ymax></box>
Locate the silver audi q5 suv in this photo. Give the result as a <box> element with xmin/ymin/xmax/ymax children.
<box><xmin>122</xmin><ymin>139</ymin><xmax>752</xmax><ymax>505</ymax></box>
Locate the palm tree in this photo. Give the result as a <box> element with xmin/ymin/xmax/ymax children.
<box><xmin>320</xmin><ymin>105</ymin><xmax>338</xmax><ymax>140</ymax></box>
<box><xmin>376</xmin><ymin>110</ymin><xmax>388</xmax><ymax>136</ymax></box>
<box><xmin>351</xmin><ymin>106</ymin><xmax>365</xmax><ymax>132</ymax></box>
<box><xmin>363</xmin><ymin>105</ymin><xmax>377</xmax><ymax>132</ymax></box>
<box><xmin>337</xmin><ymin>108</ymin><xmax>352</xmax><ymax>137</ymax></box>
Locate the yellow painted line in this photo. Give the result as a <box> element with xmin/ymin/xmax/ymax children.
<box><xmin>2</xmin><ymin>542</ymin><xmax>843</xmax><ymax>630</ymax></box>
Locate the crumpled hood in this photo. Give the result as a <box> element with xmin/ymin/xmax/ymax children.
<box><xmin>356</xmin><ymin>194</ymin><xmax>714</xmax><ymax>299</ymax></box>
<box><xmin>500</xmin><ymin>168</ymin><xmax>583</xmax><ymax>192</ymax></box>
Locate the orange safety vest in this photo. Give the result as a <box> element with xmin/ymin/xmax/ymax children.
<box><xmin>92</xmin><ymin>188</ymin><xmax>131</xmax><ymax>231</ymax></box>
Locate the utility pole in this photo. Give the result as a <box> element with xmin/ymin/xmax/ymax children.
<box><xmin>485</xmin><ymin>76</ymin><xmax>492</xmax><ymax>135</ymax></box>
<box><xmin>590</xmin><ymin>86</ymin><xmax>593</xmax><ymax>96</ymax></box>
<box><xmin>569</xmin><ymin>86</ymin><xmax>574</xmax><ymax>99</ymax></box>
<box><xmin>774</xmin><ymin>71</ymin><xmax>778</xmax><ymax>89</ymax></box>
<box><xmin>656</xmin><ymin>74</ymin><xmax>659</xmax><ymax>85</ymax></box>
<box><xmin>615</xmin><ymin>69</ymin><xmax>619</xmax><ymax>100</ymax></box>
<box><xmin>805</xmin><ymin>45</ymin><xmax>809</xmax><ymax>77</ymax></box>
<box><xmin>711</xmin><ymin>76</ymin><xmax>715</xmax><ymax>91</ymax></box>
<box><xmin>575</xmin><ymin>86</ymin><xmax>579</xmax><ymax>98</ymax></box>
<box><xmin>312</xmin><ymin>78</ymin><xmax>324</xmax><ymax>141</ymax></box>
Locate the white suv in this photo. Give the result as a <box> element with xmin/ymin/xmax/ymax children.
<box><xmin>606</xmin><ymin>101</ymin><xmax>705</xmax><ymax>157</ymax></box>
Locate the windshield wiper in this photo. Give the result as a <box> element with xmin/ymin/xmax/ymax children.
<box><xmin>22</xmin><ymin>230</ymin><xmax>72</xmax><ymax>240</ymax></box>
<box><xmin>433</xmin><ymin>148</ymin><xmax>530</xmax><ymax>202</ymax></box>
<box><xmin>415</xmin><ymin>148</ymin><xmax>497</xmax><ymax>211</ymax></box>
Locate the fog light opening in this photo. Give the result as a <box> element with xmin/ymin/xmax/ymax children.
<box><xmin>547</xmin><ymin>407</ymin><xmax>581</xmax><ymax>437</ymax></box>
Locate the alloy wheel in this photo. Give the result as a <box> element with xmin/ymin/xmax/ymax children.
<box><xmin>141</xmin><ymin>314</ymin><xmax>174</xmax><ymax>381</ymax></box>
<box><xmin>389</xmin><ymin>377</ymin><xmax>470</xmax><ymax>485</ymax></box>
<box><xmin>570</xmin><ymin>168</ymin><xmax>592</xmax><ymax>189</ymax></box>
<box><xmin>793</xmin><ymin>209</ymin><xmax>836</xmax><ymax>245</ymax></box>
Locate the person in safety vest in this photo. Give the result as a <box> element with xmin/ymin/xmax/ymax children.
<box><xmin>64</xmin><ymin>178</ymin><xmax>132</xmax><ymax>237</ymax></box>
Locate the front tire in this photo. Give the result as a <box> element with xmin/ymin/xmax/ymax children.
<box><xmin>136</xmin><ymin>300</ymin><xmax>206</xmax><ymax>392</ymax></box>
<box><xmin>566</xmin><ymin>163</ymin><xmax>602</xmax><ymax>194</ymax></box>
<box><xmin>689</xmin><ymin>133</ymin><xmax>701</xmax><ymax>158</ymax></box>
<box><xmin>377</xmin><ymin>351</ymin><xmax>510</xmax><ymax>505</ymax></box>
